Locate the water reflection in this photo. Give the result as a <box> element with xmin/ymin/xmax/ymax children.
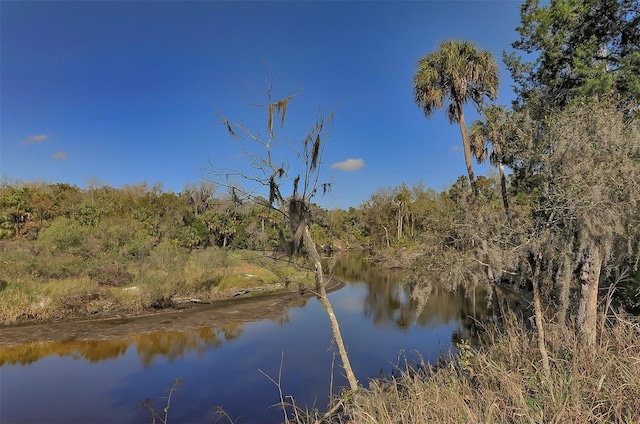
<box><xmin>363</xmin><ymin>283</ymin><xmax>490</xmax><ymax>330</ymax></box>
<box><xmin>330</xmin><ymin>252</ymin><xmax>491</xmax><ymax>334</ymax></box>
<box><xmin>0</xmin><ymin>339</ymin><xmax>130</xmax><ymax>366</ymax></box>
<box><xmin>134</xmin><ymin>323</ymin><xmax>243</xmax><ymax>366</ymax></box>
<box><xmin>0</xmin><ymin>322</ymin><xmax>244</xmax><ymax>367</ymax></box>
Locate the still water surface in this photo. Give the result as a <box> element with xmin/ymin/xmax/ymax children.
<box><xmin>0</xmin><ymin>253</ymin><xmax>487</xmax><ymax>423</ymax></box>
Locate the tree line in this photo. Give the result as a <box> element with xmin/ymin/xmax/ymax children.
<box><xmin>0</xmin><ymin>178</ymin><xmax>458</xmax><ymax>254</ymax></box>
<box><xmin>410</xmin><ymin>0</ymin><xmax>640</xmax><ymax>357</ymax></box>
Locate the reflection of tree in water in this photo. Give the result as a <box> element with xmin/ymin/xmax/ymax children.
<box><xmin>270</xmin><ymin>297</ymin><xmax>308</xmax><ymax>326</ymax></box>
<box><xmin>0</xmin><ymin>323</ymin><xmax>245</xmax><ymax>367</ymax></box>
<box><xmin>328</xmin><ymin>251</ymin><xmax>379</xmax><ymax>283</ymax></box>
<box><xmin>134</xmin><ymin>323</ymin><xmax>244</xmax><ymax>367</ymax></box>
<box><xmin>361</xmin><ymin>271</ymin><xmax>407</xmax><ymax>328</ymax></box>
<box><xmin>450</xmin><ymin>284</ymin><xmax>532</xmax><ymax>345</ymax></box>
<box><xmin>68</xmin><ymin>339</ymin><xmax>130</xmax><ymax>363</ymax></box>
<box><xmin>332</xmin><ymin>252</ymin><xmax>492</xmax><ymax>333</ymax></box>
<box><xmin>451</xmin><ymin>288</ymin><xmax>492</xmax><ymax>345</ymax></box>
<box><xmin>0</xmin><ymin>339</ymin><xmax>130</xmax><ymax>366</ymax></box>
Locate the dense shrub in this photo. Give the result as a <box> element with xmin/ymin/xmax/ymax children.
<box><xmin>88</xmin><ymin>265</ymin><xmax>134</xmax><ymax>287</ymax></box>
<box><xmin>122</xmin><ymin>229</ymin><xmax>155</xmax><ymax>259</ymax></box>
<box><xmin>37</xmin><ymin>217</ymin><xmax>93</xmax><ymax>255</ymax></box>
<box><xmin>0</xmin><ymin>213</ymin><xmax>15</xmax><ymax>239</ymax></box>
<box><xmin>148</xmin><ymin>240</ymin><xmax>187</xmax><ymax>271</ymax></box>
<box><xmin>28</xmin><ymin>253</ymin><xmax>86</xmax><ymax>280</ymax></box>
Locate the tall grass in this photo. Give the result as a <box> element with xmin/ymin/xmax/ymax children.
<box><xmin>342</xmin><ymin>313</ymin><xmax>640</xmax><ymax>423</ymax></box>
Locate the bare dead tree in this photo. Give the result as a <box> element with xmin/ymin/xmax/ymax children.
<box><xmin>201</xmin><ymin>68</ymin><xmax>359</xmax><ymax>392</ymax></box>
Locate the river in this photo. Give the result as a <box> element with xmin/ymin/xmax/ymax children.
<box><xmin>0</xmin><ymin>252</ymin><xmax>489</xmax><ymax>423</ymax></box>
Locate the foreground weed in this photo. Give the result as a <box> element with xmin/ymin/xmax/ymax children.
<box><xmin>140</xmin><ymin>378</ymin><xmax>184</xmax><ymax>424</ymax></box>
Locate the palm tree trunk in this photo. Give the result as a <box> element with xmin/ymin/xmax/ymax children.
<box><xmin>303</xmin><ymin>225</ymin><xmax>359</xmax><ymax>392</ymax></box>
<box><xmin>458</xmin><ymin>111</ymin><xmax>478</xmax><ymax>197</ymax></box>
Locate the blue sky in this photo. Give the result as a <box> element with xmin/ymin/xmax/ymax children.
<box><xmin>2</xmin><ymin>1</ymin><xmax>523</xmax><ymax>209</ymax></box>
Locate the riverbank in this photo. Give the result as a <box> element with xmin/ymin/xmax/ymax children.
<box><xmin>0</xmin><ymin>276</ymin><xmax>345</xmax><ymax>346</ymax></box>
<box><xmin>0</xmin><ymin>292</ymin><xmax>296</xmax><ymax>349</ymax></box>
<box><xmin>0</xmin><ymin>240</ymin><xmax>346</xmax><ymax>326</ymax></box>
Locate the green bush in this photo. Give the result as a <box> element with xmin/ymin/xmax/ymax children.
<box><xmin>37</xmin><ymin>217</ymin><xmax>92</xmax><ymax>255</ymax></box>
<box><xmin>122</xmin><ymin>229</ymin><xmax>155</xmax><ymax>259</ymax></box>
<box><xmin>148</xmin><ymin>240</ymin><xmax>187</xmax><ymax>271</ymax></box>
<box><xmin>0</xmin><ymin>213</ymin><xmax>15</xmax><ymax>239</ymax></box>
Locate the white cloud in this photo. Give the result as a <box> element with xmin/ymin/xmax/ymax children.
<box><xmin>53</xmin><ymin>151</ymin><xmax>67</xmax><ymax>160</ymax></box>
<box><xmin>331</xmin><ymin>158</ymin><xmax>365</xmax><ymax>171</ymax></box>
<box><xmin>22</xmin><ymin>134</ymin><xmax>48</xmax><ymax>144</ymax></box>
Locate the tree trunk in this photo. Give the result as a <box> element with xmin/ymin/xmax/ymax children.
<box><xmin>458</xmin><ymin>110</ymin><xmax>478</xmax><ymax>197</ymax></box>
<box><xmin>481</xmin><ymin>238</ymin><xmax>501</xmax><ymax>323</ymax></box>
<box><xmin>555</xmin><ymin>259</ymin><xmax>571</xmax><ymax>324</ymax></box>
<box><xmin>491</xmin><ymin>283</ymin><xmax>502</xmax><ymax>324</ymax></box>
<box><xmin>411</xmin><ymin>213</ymin><xmax>414</xmax><ymax>238</ymax></box>
<box><xmin>396</xmin><ymin>207</ymin><xmax>403</xmax><ymax>240</ymax></box>
<box><xmin>303</xmin><ymin>225</ymin><xmax>359</xmax><ymax>392</ymax></box>
<box><xmin>381</xmin><ymin>225</ymin><xmax>390</xmax><ymax>248</ymax></box>
<box><xmin>532</xmin><ymin>262</ymin><xmax>552</xmax><ymax>381</ymax></box>
<box><xmin>498</xmin><ymin>162</ymin><xmax>510</xmax><ymax>217</ymax></box>
<box><xmin>578</xmin><ymin>245</ymin><xmax>602</xmax><ymax>347</ymax></box>
<box><xmin>472</xmin><ymin>284</ymin><xmax>477</xmax><ymax>319</ymax></box>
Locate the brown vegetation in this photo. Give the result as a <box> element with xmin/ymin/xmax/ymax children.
<box><xmin>344</xmin><ymin>313</ymin><xmax>640</xmax><ymax>424</ymax></box>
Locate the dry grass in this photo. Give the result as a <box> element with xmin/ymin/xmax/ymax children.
<box><xmin>0</xmin><ymin>242</ymin><xmax>305</xmax><ymax>325</ymax></box>
<box><xmin>0</xmin><ymin>284</ymin><xmax>38</xmax><ymax>323</ymax></box>
<box><xmin>340</xmin><ymin>313</ymin><xmax>640</xmax><ymax>424</ymax></box>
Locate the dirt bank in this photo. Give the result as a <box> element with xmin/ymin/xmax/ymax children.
<box><xmin>0</xmin><ymin>278</ymin><xmax>345</xmax><ymax>346</ymax></box>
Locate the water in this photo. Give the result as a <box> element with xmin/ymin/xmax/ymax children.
<box><xmin>0</xmin><ymin>252</ymin><xmax>488</xmax><ymax>423</ymax></box>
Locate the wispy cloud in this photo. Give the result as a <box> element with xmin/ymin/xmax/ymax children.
<box><xmin>22</xmin><ymin>134</ymin><xmax>48</xmax><ymax>144</ymax></box>
<box><xmin>331</xmin><ymin>158</ymin><xmax>365</xmax><ymax>171</ymax></box>
<box><xmin>450</xmin><ymin>145</ymin><xmax>463</xmax><ymax>152</ymax></box>
<box><xmin>53</xmin><ymin>151</ymin><xmax>68</xmax><ymax>160</ymax></box>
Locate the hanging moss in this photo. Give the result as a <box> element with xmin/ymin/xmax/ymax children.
<box><xmin>268</xmin><ymin>95</ymin><xmax>293</xmax><ymax>138</ymax></box>
<box><xmin>311</xmin><ymin>134</ymin><xmax>321</xmax><ymax>170</ymax></box>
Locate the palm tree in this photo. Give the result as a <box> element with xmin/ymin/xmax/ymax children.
<box><xmin>470</xmin><ymin>104</ymin><xmax>511</xmax><ymax>216</ymax></box>
<box><xmin>413</xmin><ymin>40</ymin><xmax>499</xmax><ymax>197</ymax></box>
